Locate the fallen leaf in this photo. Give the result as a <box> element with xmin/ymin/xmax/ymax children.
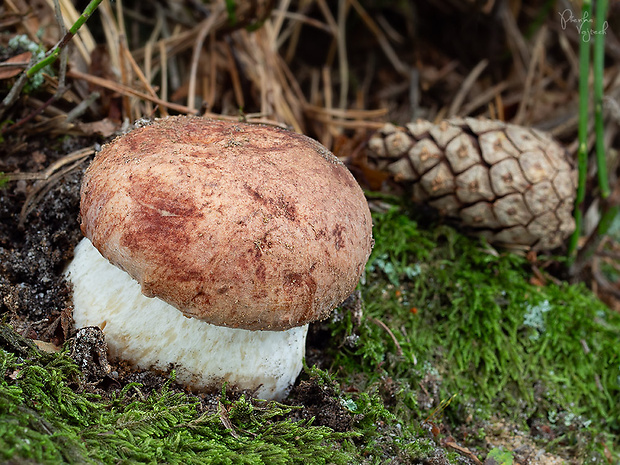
<box><xmin>74</xmin><ymin>118</ymin><xmax>119</xmax><ymax>137</ymax></box>
<box><xmin>34</xmin><ymin>340</ymin><xmax>62</xmax><ymax>353</ymax></box>
<box><xmin>0</xmin><ymin>52</ymin><xmax>31</xmax><ymax>79</ymax></box>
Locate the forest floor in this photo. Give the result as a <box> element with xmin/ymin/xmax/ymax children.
<box><xmin>1</xmin><ymin>1</ymin><xmax>619</xmax><ymax>463</ymax></box>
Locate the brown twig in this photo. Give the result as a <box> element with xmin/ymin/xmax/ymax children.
<box><xmin>188</xmin><ymin>4</ymin><xmax>225</xmax><ymax>112</ymax></box>
<box><xmin>16</xmin><ymin>146</ymin><xmax>95</xmax><ymax>228</ymax></box>
<box><xmin>514</xmin><ymin>25</ymin><xmax>548</xmax><ymax>125</ymax></box>
<box><xmin>460</xmin><ymin>80</ymin><xmax>511</xmax><ymax>117</ymax></box>
<box><xmin>66</xmin><ymin>69</ymin><xmax>198</xmax><ymax>115</ymax></box>
<box><xmin>2</xmin><ymin>86</ymin><xmax>71</xmax><ymax>135</ymax></box>
<box><xmin>443</xmin><ymin>441</ymin><xmax>483</xmax><ymax>465</ymax></box>
<box><xmin>371</xmin><ymin>317</ymin><xmax>403</xmax><ymax>357</ymax></box>
<box><xmin>347</xmin><ymin>0</ymin><xmax>409</xmax><ymax>76</ymax></box>
<box><xmin>224</xmin><ymin>40</ymin><xmax>245</xmax><ymax>110</ymax></box>
<box><xmin>122</xmin><ymin>43</ymin><xmax>161</xmax><ymax>115</ymax></box>
<box><xmin>447</xmin><ymin>59</ymin><xmax>488</xmax><ymax>117</ymax></box>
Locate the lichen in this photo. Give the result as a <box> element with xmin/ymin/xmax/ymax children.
<box><xmin>7</xmin><ymin>35</ymin><xmax>52</xmax><ymax>90</ymax></box>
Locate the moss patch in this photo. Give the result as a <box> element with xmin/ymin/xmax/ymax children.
<box><xmin>0</xmin><ymin>323</ymin><xmax>443</xmax><ymax>464</ymax></box>
<box><xmin>329</xmin><ymin>206</ymin><xmax>620</xmax><ymax>461</ymax></box>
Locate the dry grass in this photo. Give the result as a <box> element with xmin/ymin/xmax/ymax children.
<box><xmin>2</xmin><ymin>1</ymin><xmax>618</xmax><ymax>143</ymax></box>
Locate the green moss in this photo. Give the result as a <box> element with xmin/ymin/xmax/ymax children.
<box><xmin>1</xmin><ymin>326</ymin><xmax>355</xmax><ymax>464</ymax></box>
<box><xmin>300</xmin><ymin>364</ymin><xmax>440</xmax><ymax>462</ymax></box>
<box><xmin>0</xmin><ymin>323</ymin><xmax>446</xmax><ymax>464</ymax></box>
<box><xmin>330</xmin><ymin>206</ymin><xmax>620</xmax><ymax>459</ymax></box>
<box><xmin>486</xmin><ymin>447</ymin><xmax>514</xmax><ymax>464</ymax></box>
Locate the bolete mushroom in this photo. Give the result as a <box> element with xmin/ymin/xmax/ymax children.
<box><xmin>66</xmin><ymin>116</ymin><xmax>373</xmax><ymax>400</ymax></box>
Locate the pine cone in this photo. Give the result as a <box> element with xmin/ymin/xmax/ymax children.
<box><xmin>367</xmin><ymin>117</ymin><xmax>578</xmax><ymax>251</ymax></box>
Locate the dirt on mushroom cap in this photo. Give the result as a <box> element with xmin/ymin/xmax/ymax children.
<box><xmin>79</xmin><ymin>116</ymin><xmax>373</xmax><ymax>331</ymax></box>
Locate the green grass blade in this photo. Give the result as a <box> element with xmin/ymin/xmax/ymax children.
<box><xmin>593</xmin><ymin>0</ymin><xmax>609</xmax><ymax>198</ymax></box>
<box><xmin>569</xmin><ymin>0</ymin><xmax>593</xmax><ymax>260</ymax></box>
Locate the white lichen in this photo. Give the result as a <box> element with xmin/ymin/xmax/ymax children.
<box><xmin>523</xmin><ymin>299</ymin><xmax>552</xmax><ymax>341</ymax></box>
<box><xmin>8</xmin><ymin>35</ymin><xmax>50</xmax><ymax>89</ymax></box>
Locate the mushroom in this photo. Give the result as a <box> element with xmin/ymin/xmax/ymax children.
<box><xmin>65</xmin><ymin>116</ymin><xmax>373</xmax><ymax>400</ymax></box>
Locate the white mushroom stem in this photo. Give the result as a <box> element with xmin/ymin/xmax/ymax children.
<box><xmin>65</xmin><ymin>238</ymin><xmax>307</xmax><ymax>400</ymax></box>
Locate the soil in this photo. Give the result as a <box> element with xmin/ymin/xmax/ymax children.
<box><xmin>0</xmin><ymin>155</ymin><xmax>82</xmax><ymax>344</ymax></box>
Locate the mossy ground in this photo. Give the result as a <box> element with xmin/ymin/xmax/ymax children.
<box><xmin>329</xmin><ymin>204</ymin><xmax>620</xmax><ymax>461</ymax></box>
<box><xmin>1</xmin><ymin>203</ymin><xmax>619</xmax><ymax>464</ymax></box>
<box><xmin>0</xmin><ymin>323</ymin><xmax>439</xmax><ymax>464</ymax></box>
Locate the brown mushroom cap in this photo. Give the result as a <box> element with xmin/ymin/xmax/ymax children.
<box><xmin>80</xmin><ymin>116</ymin><xmax>373</xmax><ymax>331</ymax></box>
